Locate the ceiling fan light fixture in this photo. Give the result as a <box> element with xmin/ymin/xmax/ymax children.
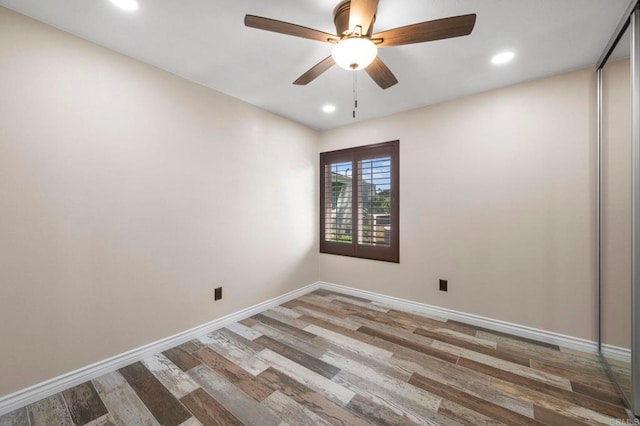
<box><xmin>331</xmin><ymin>37</ymin><xmax>377</xmax><ymax>71</ymax></box>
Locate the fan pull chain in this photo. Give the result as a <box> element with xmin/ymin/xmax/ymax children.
<box><xmin>352</xmin><ymin>69</ymin><xmax>358</xmax><ymax>119</ymax></box>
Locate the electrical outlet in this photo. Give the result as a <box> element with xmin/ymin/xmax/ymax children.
<box><xmin>439</xmin><ymin>279</ymin><xmax>448</xmax><ymax>292</ymax></box>
<box><xmin>214</xmin><ymin>287</ymin><xmax>222</xmax><ymax>301</ymax></box>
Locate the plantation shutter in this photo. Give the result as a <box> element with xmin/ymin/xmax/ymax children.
<box><xmin>324</xmin><ymin>160</ymin><xmax>353</xmax><ymax>244</ymax></box>
<box><xmin>320</xmin><ymin>141</ymin><xmax>399</xmax><ymax>263</ymax></box>
<box><xmin>358</xmin><ymin>156</ymin><xmax>392</xmax><ymax>247</ymax></box>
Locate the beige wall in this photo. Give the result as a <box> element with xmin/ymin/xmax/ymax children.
<box><xmin>602</xmin><ymin>58</ymin><xmax>631</xmax><ymax>349</ymax></box>
<box><xmin>319</xmin><ymin>68</ymin><xmax>598</xmax><ymax>342</ymax></box>
<box><xmin>0</xmin><ymin>7</ymin><xmax>318</xmax><ymax>397</ymax></box>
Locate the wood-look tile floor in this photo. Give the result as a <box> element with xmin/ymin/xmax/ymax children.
<box><xmin>0</xmin><ymin>289</ymin><xmax>634</xmax><ymax>426</ymax></box>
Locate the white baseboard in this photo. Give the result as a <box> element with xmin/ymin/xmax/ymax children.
<box><xmin>0</xmin><ymin>282</ymin><xmax>321</xmax><ymax>417</ymax></box>
<box><xmin>317</xmin><ymin>281</ymin><xmax>631</xmax><ymax>363</ymax></box>
<box><xmin>602</xmin><ymin>345</ymin><xmax>633</xmax><ymax>364</ymax></box>
<box><xmin>1</xmin><ymin>280</ymin><xmax>630</xmax><ymax>417</ymax></box>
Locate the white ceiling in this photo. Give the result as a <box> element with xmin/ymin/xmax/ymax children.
<box><xmin>0</xmin><ymin>0</ymin><xmax>631</xmax><ymax>130</ymax></box>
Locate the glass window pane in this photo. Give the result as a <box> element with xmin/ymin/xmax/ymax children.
<box><xmin>358</xmin><ymin>157</ymin><xmax>391</xmax><ymax>247</ymax></box>
<box><xmin>324</xmin><ymin>161</ymin><xmax>353</xmax><ymax>243</ymax></box>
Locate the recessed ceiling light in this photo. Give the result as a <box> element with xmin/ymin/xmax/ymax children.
<box><xmin>322</xmin><ymin>104</ymin><xmax>336</xmax><ymax>113</ymax></box>
<box><xmin>110</xmin><ymin>0</ymin><xmax>139</xmax><ymax>12</ymax></box>
<box><xmin>491</xmin><ymin>51</ymin><xmax>515</xmax><ymax>65</ymax></box>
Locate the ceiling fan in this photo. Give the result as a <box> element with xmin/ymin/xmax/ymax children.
<box><xmin>244</xmin><ymin>0</ymin><xmax>476</xmax><ymax>90</ymax></box>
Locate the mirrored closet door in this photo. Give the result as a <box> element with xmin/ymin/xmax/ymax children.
<box><xmin>601</xmin><ymin>21</ymin><xmax>632</xmax><ymax>404</ymax></box>
<box><xmin>598</xmin><ymin>1</ymin><xmax>640</xmax><ymax>415</ymax></box>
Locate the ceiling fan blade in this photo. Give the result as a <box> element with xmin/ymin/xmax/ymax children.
<box><xmin>365</xmin><ymin>56</ymin><xmax>398</xmax><ymax>89</ymax></box>
<box><xmin>373</xmin><ymin>14</ymin><xmax>476</xmax><ymax>47</ymax></box>
<box><xmin>293</xmin><ymin>56</ymin><xmax>336</xmax><ymax>85</ymax></box>
<box><xmin>348</xmin><ymin>0</ymin><xmax>379</xmax><ymax>35</ymax></box>
<box><xmin>245</xmin><ymin>15</ymin><xmax>338</xmax><ymax>43</ymax></box>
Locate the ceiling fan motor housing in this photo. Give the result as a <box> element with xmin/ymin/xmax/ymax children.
<box><xmin>333</xmin><ymin>0</ymin><xmax>375</xmax><ymax>37</ymax></box>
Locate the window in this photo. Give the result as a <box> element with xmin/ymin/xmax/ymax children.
<box><xmin>320</xmin><ymin>140</ymin><xmax>399</xmax><ymax>263</ymax></box>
